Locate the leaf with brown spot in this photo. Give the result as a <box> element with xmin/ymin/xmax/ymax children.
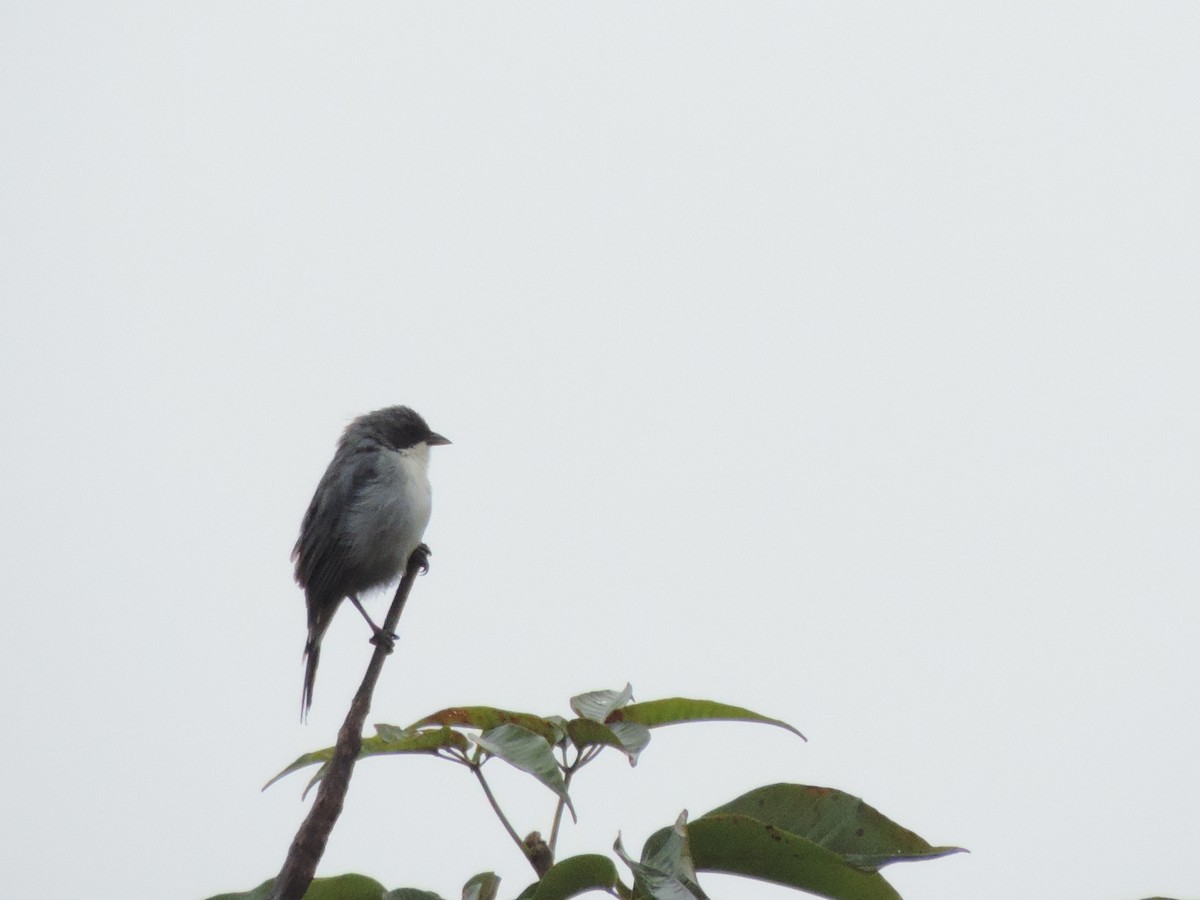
<box><xmin>658</xmin><ymin>814</ymin><xmax>903</xmax><ymax>900</ymax></box>
<box><xmin>703</xmin><ymin>783</ymin><xmax>965</xmax><ymax>871</ymax></box>
<box><xmin>262</xmin><ymin>726</ymin><xmax>470</xmax><ymax>794</ymax></box>
<box><xmin>405</xmin><ymin>706</ymin><xmax>563</xmax><ymax>742</ymax></box>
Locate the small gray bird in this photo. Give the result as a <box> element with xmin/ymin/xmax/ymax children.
<box><xmin>292</xmin><ymin>406</ymin><xmax>450</xmax><ymax>717</ymax></box>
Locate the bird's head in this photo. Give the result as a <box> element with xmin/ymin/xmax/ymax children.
<box><xmin>348</xmin><ymin>405</ymin><xmax>451</xmax><ymax>452</ymax></box>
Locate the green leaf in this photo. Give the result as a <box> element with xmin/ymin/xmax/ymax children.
<box><xmin>473</xmin><ymin>724</ymin><xmax>576</xmax><ymax>819</ymax></box>
<box><xmin>570</xmin><ymin>684</ymin><xmax>634</xmax><ymax>722</ymax></box>
<box><xmin>609</xmin><ymin>698</ymin><xmax>805</xmax><ymax>741</ymax></box>
<box><xmin>607</xmin><ymin>721</ymin><xmax>651</xmax><ymax>764</ymax></box>
<box><xmin>263</xmin><ymin>726</ymin><xmax>470</xmax><ymax>794</ymax></box>
<box><xmin>203</xmin><ymin>879</ymin><xmax>275</xmax><ymax>900</ymax></box>
<box><xmin>704</xmin><ymin>784</ymin><xmax>965</xmax><ymax>870</ymax></box>
<box><xmin>461</xmin><ymin>872</ymin><xmax>500</xmax><ymax>900</ymax></box>
<box><xmin>302</xmin><ymin>875</ymin><xmax>391</xmax><ymax>900</ymax></box>
<box><xmin>262</xmin><ymin>747</ymin><xmax>337</xmax><ymax>792</ymax></box>
<box><xmin>565</xmin><ymin>717</ymin><xmax>647</xmax><ymax>765</ymax></box>
<box><xmin>616</xmin><ymin>812</ymin><xmax>709</xmax><ymax>900</ymax></box>
<box><xmin>649</xmin><ymin>815</ymin><xmax>902</xmax><ymax>900</ymax></box>
<box><xmin>364</xmin><ymin>726</ymin><xmax>473</xmax><ymax>756</ymax></box>
<box><xmin>208</xmin><ymin>876</ymin><xmax>413</xmax><ymax>900</ymax></box>
<box><xmin>374</xmin><ymin>723</ymin><xmax>415</xmax><ymax>741</ymax></box>
<box><xmin>544</xmin><ymin>715</ymin><xmax>570</xmax><ymax>741</ymax></box>
<box><xmin>528</xmin><ymin>854</ymin><xmax>622</xmax><ymax>900</ymax></box>
<box><xmin>363</xmin><ymin>725</ymin><xmax>472</xmax><ymax>754</ymax></box>
<box><xmin>407</xmin><ymin>707</ymin><xmax>564</xmax><ymax>742</ymax></box>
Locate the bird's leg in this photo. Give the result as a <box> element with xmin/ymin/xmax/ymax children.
<box><xmin>410</xmin><ymin>543</ymin><xmax>432</xmax><ymax>574</ymax></box>
<box><xmin>348</xmin><ymin>594</ymin><xmax>397</xmax><ymax>652</ymax></box>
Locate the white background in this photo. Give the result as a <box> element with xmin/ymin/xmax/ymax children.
<box><xmin>2</xmin><ymin>5</ymin><xmax>1197</xmax><ymax>899</ymax></box>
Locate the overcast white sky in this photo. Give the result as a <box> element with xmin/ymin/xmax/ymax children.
<box><xmin>2</xmin><ymin>4</ymin><xmax>1197</xmax><ymax>900</ymax></box>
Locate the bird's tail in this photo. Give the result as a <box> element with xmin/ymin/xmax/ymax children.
<box><xmin>301</xmin><ymin>630</ymin><xmax>323</xmax><ymax>720</ymax></box>
<box><xmin>301</xmin><ymin>591</ymin><xmax>339</xmax><ymax>720</ymax></box>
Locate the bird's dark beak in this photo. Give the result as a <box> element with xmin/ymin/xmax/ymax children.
<box><xmin>426</xmin><ymin>432</ymin><xmax>452</xmax><ymax>446</ymax></box>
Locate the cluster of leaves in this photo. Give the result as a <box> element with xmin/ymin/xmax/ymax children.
<box><xmin>215</xmin><ymin>687</ymin><xmax>961</xmax><ymax>900</ymax></box>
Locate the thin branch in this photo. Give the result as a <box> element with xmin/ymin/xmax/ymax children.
<box><xmin>471</xmin><ymin>763</ymin><xmax>531</xmax><ymax>865</ymax></box>
<box><xmin>547</xmin><ymin>744</ymin><xmax>583</xmax><ymax>856</ymax></box>
<box><xmin>548</xmin><ymin>743</ymin><xmax>608</xmax><ymax>855</ymax></box>
<box><xmin>547</xmin><ymin>766</ymin><xmax>575</xmax><ymax>855</ymax></box>
<box><xmin>269</xmin><ymin>551</ymin><xmax>428</xmax><ymax>900</ymax></box>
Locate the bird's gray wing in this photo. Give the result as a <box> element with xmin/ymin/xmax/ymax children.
<box><xmin>293</xmin><ymin>447</ymin><xmax>383</xmax><ymax>626</ymax></box>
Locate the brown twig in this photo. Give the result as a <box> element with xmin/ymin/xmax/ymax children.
<box><xmin>268</xmin><ymin>550</ymin><xmax>427</xmax><ymax>900</ymax></box>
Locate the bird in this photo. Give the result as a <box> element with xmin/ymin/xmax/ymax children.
<box><xmin>292</xmin><ymin>406</ymin><xmax>450</xmax><ymax>718</ymax></box>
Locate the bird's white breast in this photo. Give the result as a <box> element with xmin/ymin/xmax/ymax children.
<box><xmin>347</xmin><ymin>442</ymin><xmax>434</xmax><ymax>587</ymax></box>
<box><xmin>383</xmin><ymin>442</ymin><xmax>433</xmax><ymax>546</ymax></box>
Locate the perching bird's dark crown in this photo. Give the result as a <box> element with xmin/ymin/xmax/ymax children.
<box><xmin>341</xmin><ymin>405</ymin><xmax>450</xmax><ymax>452</ymax></box>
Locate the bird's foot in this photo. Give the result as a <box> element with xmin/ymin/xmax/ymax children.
<box><xmin>370</xmin><ymin>627</ymin><xmax>399</xmax><ymax>653</ymax></box>
<box><xmin>410</xmin><ymin>543</ymin><xmax>432</xmax><ymax>575</ymax></box>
